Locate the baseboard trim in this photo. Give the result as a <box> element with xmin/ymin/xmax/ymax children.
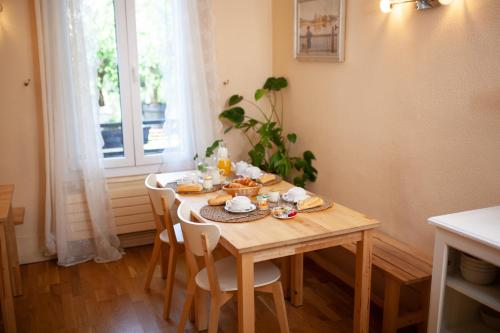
<box><xmin>118</xmin><ymin>230</ymin><xmax>156</xmax><ymax>248</ymax></box>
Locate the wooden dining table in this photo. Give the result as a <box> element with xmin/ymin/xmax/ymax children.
<box><xmin>157</xmin><ymin>171</ymin><xmax>380</xmax><ymax>333</ymax></box>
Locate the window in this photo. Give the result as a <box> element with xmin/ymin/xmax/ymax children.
<box><xmin>88</xmin><ymin>0</ymin><xmax>175</xmax><ymax>169</ymax></box>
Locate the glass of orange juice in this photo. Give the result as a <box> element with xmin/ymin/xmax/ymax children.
<box><xmin>216</xmin><ymin>142</ymin><xmax>232</xmax><ymax>176</ymax></box>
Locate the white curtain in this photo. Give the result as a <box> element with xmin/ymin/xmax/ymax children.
<box><xmin>35</xmin><ymin>1</ymin><xmax>122</xmax><ymax>266</ymax></box>
<box><xmin>159</xmin><ymin>0</ymin><xmax>219</xmax><ymax>171</ymax></box>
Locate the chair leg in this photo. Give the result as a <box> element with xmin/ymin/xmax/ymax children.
<box><xmin>161</xmin><ymin>242</ymin><xmax>170</xmax><ymax>279</ymax></box>
<box><xmin>182</xmin><ymin>254</ymin><xmax>196</xmax><ymax>323</ymax></box>
<box><xmin>144</xmin><ymin>235</ymin><xmax>162</xmax><ymax>291</ymax></box>
<box><xmin>208</xmin><ymin>296</ymin><xmax>221</xmax><ymax>333</ymax></box>
<box><xmin>271</xmin><ymin>281</ymin><xmax>290</xmax><ymax>333</ymax></box>
<box><xmin>382</xmin><ymin>276</ymin><xmax>401</xmax><ymax>333</ymax></box>
<box><xmin>163</xmin><ymin>246</ymin><xmax>178</xmax><ymax>320</ymax></box>
<box><xmin>177</xmin><ymin>278</ymin><xmax>196</xmax><ymax>333</ymax></box>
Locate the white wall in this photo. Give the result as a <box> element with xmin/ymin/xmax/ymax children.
<box><xmin>213</xmin><ymin>0</ymin><xmax>273</xmax><ymax>161</ymax></box>
<box><xmin>0</xmin><ymin>0</ymin><xmax>45</xmax><ymax>263</ymax></box>
<box><xmin>272</xmin><ymin>0</ymin><xmax>500</xmax><ymax>255</ymax></box>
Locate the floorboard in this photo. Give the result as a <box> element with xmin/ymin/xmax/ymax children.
<box><xmin>14</xmin><ymin>245</ymin><xmax>392</xmax><ymax>333</ymax></box>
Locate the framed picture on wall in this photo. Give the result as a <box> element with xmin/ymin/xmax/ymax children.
<box><xmin>294</xmin><ymin>0</ymin><xmax>346</xmax><ymax>62</ymax></box>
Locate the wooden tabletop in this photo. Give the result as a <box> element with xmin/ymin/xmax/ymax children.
<box><xmin>0</xmin><ymin>185</ymin><xmax>14</xmax><ymax>223</ymax></box>
<box><xmin>157</xmin><ymin>172</ymin><xmax>380</xmax><ymax>254</ymax></box>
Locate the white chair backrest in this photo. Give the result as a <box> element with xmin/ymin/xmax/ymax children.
<box><xmin>177</xmin><ymin>201</ymin><xmax>221</xmax><ymax>257</ymax></box>
<box><xmin>145</xmin><ymin>174</ymin><xmax>176</xmax><ymax>216</ymax></box>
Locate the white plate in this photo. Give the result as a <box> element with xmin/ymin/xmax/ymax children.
<box><xmin>224</xmin><ymin>204</ymin><xmax>256</xmax><ymax>214</ymax></box>
<box><xmin>282</xmin><ymin>194</ymin><xmax>310</xmax><ymax>203</ymax></box>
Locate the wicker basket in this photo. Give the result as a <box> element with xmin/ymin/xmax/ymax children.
<box><xmin>222</xmin><ymin>184</ymin><xmax>262</xmax><ymax>197</ymax></box>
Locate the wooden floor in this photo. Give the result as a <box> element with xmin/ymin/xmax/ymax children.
<box><xmin>13</xmin><ymin>245</ymin><xmax>386</xmax><ymax>333</ymax></box>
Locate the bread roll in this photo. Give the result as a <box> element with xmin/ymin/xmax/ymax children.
<box><xmin>208</xmin><ymin>194</ymin><xmax>232</xmax><ymax>206</ymax></box>
<box><xmin>177</xmin><ymin>183</ymin><xmax>203</xmax><ymax>193</ymax></box>
<box><xmin>297</xmin><ymin>196</ymin><xmax>324</xmax><ymax>211</ymax></box>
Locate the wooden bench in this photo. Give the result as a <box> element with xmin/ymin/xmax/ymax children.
<box><xmin>308</xmin><ymin>231</ymin><xmax>432</xmax><ymax>333</ymax></box>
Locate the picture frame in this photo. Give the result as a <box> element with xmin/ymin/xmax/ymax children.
<box><xmin>294</xmin><ymin>0</ymin><xmax>346</xmax><ymax>62</ymax></box>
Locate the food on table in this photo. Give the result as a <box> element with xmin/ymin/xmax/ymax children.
<box><xmin>271</xmin><ymin>206</ymin><xmax>297</xmax><ymax>219</ymax></box>
<box><xmin>233</xmin><ymin>177</ymin><xmax>259</xmax><ymax>187</ymax></box>
<box><xmin>297</xmin><ymin>196</ymin><xmax>324</xmax><ymax>211</ymax></box>
<box><xmin>227</xmin><ymin>182</ymin><xmax>245</xmax><ymax>189</ymax></box>
<box><xmin>256</xmin><ymin>195</ymin><xmax>269</xmax><ymax>210</ymax></box>
<box><xmin>176</xmin><ymin>183</ymin><xmax>203</xmax><ymax>193</ymax></box>
<box><xmin>258</xmin><ymin>173</ymin><xmax>276</xmax><ymax>184</ymax></box>
<box><xmin>217</xmin><ymin>142</ymin><xmax>232</xmax><ymax>176</ymax></box>
<box><xmin>208</xmin><ymin>194</ymin><xmax>232</xmax><ymax>206</ymax></box>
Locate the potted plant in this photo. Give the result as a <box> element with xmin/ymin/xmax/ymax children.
<box><xmin>216</xmin><ymin>77</ymin><xmax>318</xmax><ymax>188</ymax></box>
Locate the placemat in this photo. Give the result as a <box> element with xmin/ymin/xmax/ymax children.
<box><xmin>200</xmin><ymin>205</ymin><xmax>270</xmax><ymax>223</ymax></box>
<box><xmin>269</xmin><ymin>197</ymin><xmax>334</xmax><ymax>213</ymax></box>
<box><xmin>165</xmin><ymin>182</ymin><xmax>221</xmax><ymax>194</ymax></box>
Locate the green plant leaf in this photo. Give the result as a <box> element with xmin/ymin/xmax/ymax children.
<box><xmin>193</xmin><ymin>153</ymin><xmax>199</xmax><ymax>161</ymax></box>
<box><xmin>220</xmin><ymin>107</ymin><xmax>245</xmax><ymax>124</ymax></box>
<box><xmin>248</xmin><ymin>143</ymin><xmax>266</xmax><ymax>167</ymax></box>
<box><xmin>228</xmin><ymin>94</ymin><xmax>243</xmax><ymax>106</ymax></box>
<box><xmin>205</xmin><ymin>139</ymin><xmax>223</xmax><ymax>157</ymax></box>
<box><xmin>293</xmin><ymin>176</ymin><xmax>305</xmax><ymax>188</ymax></box>
<box><xmin>303</xmin><ymin>150</ymin><xmax>316</xmax><ymax>162</ymax></box>
<box><xmin>263</xmin><ymin>76</ymin><xmax>288</xmax><ymax>91</ymax></box>
<box><xmin>254</xmin><ymin>88</ymin><xmax>268</xmax><ymax>101</ymax></box>
<box><xmin>287</xmin><ymin>133</ymin><xmax>297</xmax><ymax>143</ymax></box>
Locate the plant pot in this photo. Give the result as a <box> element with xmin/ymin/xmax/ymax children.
<box><xmin>101</xmin><ymin>128</ymin><xmax>123</xmax><ymax>149</ymax></box>
<box><xmin>142</xmin><ymin>103</ymin><xmax>166</xmax><ymax>121</ymax></box>
<box><xmin>143</xmin><ymin>126</ymin><xmax>151</xmax><ymax>144</ymax></box>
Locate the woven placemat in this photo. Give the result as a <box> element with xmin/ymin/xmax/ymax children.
<box><xmin>200</xmin><ymin>205</ymin><xmax>270</xmax><ymax>223</ymax></box>
<box><xmin>165</xmin><ymin>182</ymin><xmax>221</xmax><ymax>194</ymax></box>
<box><xmin>270</xmin><ymin>197</ymin><xmax>334</xmax><ymax>213</ymax></box>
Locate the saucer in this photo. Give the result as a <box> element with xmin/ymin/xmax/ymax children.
<box><xmin>224</xmin><ymin>204</ymin><xmax>256</xmax><ymax>214</ymax></box>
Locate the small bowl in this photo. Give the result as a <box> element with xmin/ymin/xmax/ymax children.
<box><xmin>271</xmin><ymin>206</ymin><xmax>297</xmax><ymax>220</ymax></box>
<box><xmin>480</xmin><ymin>305</ymin><xmax>500</xmax><ymax>330</ymax></box>
<box><xmin>460</xmin><ymin>264</ymin><xmax>498</xmax><ymax>285</ymax></box>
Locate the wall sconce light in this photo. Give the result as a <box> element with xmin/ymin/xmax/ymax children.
<box><xmin>380</xmin><ymin>0</ymin><xmax>453</xmax><ymax>13</ymax></box>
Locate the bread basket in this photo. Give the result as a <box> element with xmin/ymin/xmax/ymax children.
<box><xmin>222</xmin><ymin>183</ymin><xmax>262</xmax><ymax>197</ymax></box>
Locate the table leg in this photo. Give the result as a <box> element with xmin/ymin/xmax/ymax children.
<box><xmin>354</xmin><ymin>229</ymin><xmax>373</xmax><ymax>333</ymax></box>
<box><xmin>237</xmin><ymin>253</ymin><xmax>255</xmax><ymax>333</ymax></box>
<box><xmin>427</xmin><ymin>231</ymin><xmax>448</xmax><ymax>333</ymax></box>
<box><xmin>290</xmin><ymin>253</ymin><xmax>304</xmax><ymax>306</ymax></box>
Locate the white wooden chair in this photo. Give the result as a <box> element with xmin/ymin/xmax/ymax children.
<box><xmin>176</xmin><ymin>201</ymin><xmax>290</xmax><ymax>333</ymax></box>
<box><xmin>144</xmin><ymin>173</ymin><xmax>184</xmax><ymax>320</ymax></box>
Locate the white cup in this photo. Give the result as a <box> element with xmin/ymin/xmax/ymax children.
<box><xmin>226</xmin><ymin>196</ymin><xmax>252</xmax><ymax>211</ymax></box>
<box><xmin>244</xmin><ymin>166</ymin><xmax>262</xmax><ymax>179</ymax></box>
<box><xmin>235</xmin><ymin>161</ymin><xmax>249</xmax><ymax>176</ymax></box>
<box><xmin>268</xmin><ymin>191</ymin><xmax>280</xmax><ymax>203</ymax></box>
<box><xmin>285</xmin><ymin>187</ymin><xmax>307</xmax><ymax>201</ymax></box>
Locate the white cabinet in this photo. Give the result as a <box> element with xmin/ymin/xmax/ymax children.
<box><xmin>427</xmin><ymin>206</ymin><xmax>500</xmax><ymax>332</ymax></box>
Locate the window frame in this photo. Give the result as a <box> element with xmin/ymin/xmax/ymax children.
<box><xmin>102</xmin><ymin>0</ymin><xmax>165</xmax><ymax>170</ymax></box>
